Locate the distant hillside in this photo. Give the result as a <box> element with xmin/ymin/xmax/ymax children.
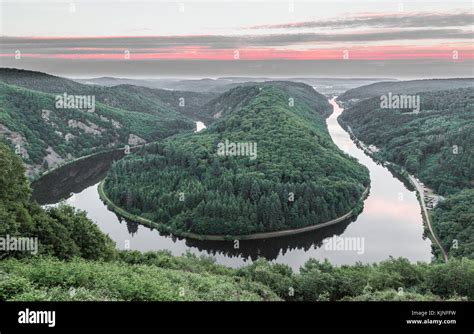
<box><xmin>202</xmin><ymin>81</ymin><xmax>333</xmax><ymax>122</ymax></box>
<box><xmin>339</xmin><ymin>87</ymin><xmax>474</xmax><ymax>261</ymax></box>
<box><xmin>76</xmin><ymin>76</ymin><xmax>237</xmax><ymax>92</ymax></box>
<box><xmin>77</xmin><ymin>76</ymin><xmax>390</xmax><ymax>96</ymax></box>
<box><xmin>338</xmin><ymin>78</ymin><xmax>474</xmax><ymax>102</ymax></box>
<box><xmin>108</xmin><ymin>84</ymin><xmax>217</xmax><ymax>123</ymax></box>
<box><xmin>339</xmin><ymin>87</ymin><xmax>473</xmax><ymax>195</ymax></box>
<box><xmin>2</xmin><ymin>141</ymin><xmax>473</xmax><ymax>302</ymax></box>
<box><xmin>0</xmin><ymin>82</ymin><xmax>191</xmax><ymax>177</ymax></box>
<box><xmin>0</xmin><ymin>68</ymin><xmax>216</xmax><ymax>121</ymax></box>
<box><xmin>0</xmin><ymin>68</ymin><xmax>87</xmax><ymax>93</ymax></box>
<box><xmin>104</xmin><ymin>83</ymin><xmax>369</xmax><ymax>236</ymax></box>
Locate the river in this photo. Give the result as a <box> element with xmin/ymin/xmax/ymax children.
<box><xmin>32</xmin><ymin>101</ymin><xmax>432</xmax><ymax>271</ymax></box>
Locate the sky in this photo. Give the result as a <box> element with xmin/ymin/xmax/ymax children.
<box><xmin>0</xmin><ymin>0</ymin><xmax>473</xmax><ymax>78</ymax></box>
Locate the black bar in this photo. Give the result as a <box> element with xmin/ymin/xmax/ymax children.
<box><xmin>0</xmin><ymin>301</ymin><xmax>472</xmax><ymax>331</ymax></box>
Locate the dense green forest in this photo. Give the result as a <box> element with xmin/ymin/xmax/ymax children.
<box><xmin>0</xmin><ymin>68</ymin><xmax>217</xmax><ymax>122</ymax></box>
<box><xmin>0</xmin><ymin>82</ymin><xmax>191</xmax><ymax>167</ymax></box>
<box><xmin>0</xmin><ymin>68</ymin><xmax>228</xmax><ymax>174</ymax></box>
<box><xmin>339</xmin><ymin>88</ymin><xmax>473</xmax><ymax>196</ymax></box>
<box><xmin>339</xmin><ymin>87</ymin><xmax>473</xmax><ymax>260</ymax></box>
<box><xmin>431</xmin><ymin>189</ymin><xmax>474</xmax><ymax>260</ymax></box>
<box><xmin>103</xmin><ymin>83</ymin><xmax>370</xmax><ymax>236</ymax></box>
<box><xmin>339</xmin><ymin>78</ymin><xmax>474</xmax><ymax>102</ymax></box>
<box><xmin>1</xmin><ymin>142</ymin><xmax>473</xmax><ymax>301</ymax></box>
<box><xmin>201</xmin><ymin>80</ymin><xmax>334</xmax><ymax>120</ymax></box>
<box><xmin>0</xmin><ymin>142</ymin><xmax>115</xmax><ymax>260</ymax></box>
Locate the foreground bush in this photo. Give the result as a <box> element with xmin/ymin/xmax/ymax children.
<box><xmin>0</xmin><ymin>257</ymin><xmax>280</xmax><ymax>301</ymax></box>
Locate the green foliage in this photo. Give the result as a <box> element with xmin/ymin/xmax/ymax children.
<box><xmin>0</xmin><ymin>68</ymin><xmax>214</xmax><ymax>121</ymax></box>
<box><xmin>104</xmin><ymin>84</ymin><xmax>369</xmax><ymax>235</ymax></box>
<box><xmin>0</xmin><ymin>142</ymin><xmax>33</xmax><ymax>236</ymax></box>
<box><xmin>0</xmin><ymin>257</ymin><xmax>280</xmax><ymax>301</ymax></box>
<box><xmin>117</xmin><ymin>250</ymin><xmax>234</xmax><ymax>276</ymax></box>
<box><xmin>339</xmin><ymin>88</ymin><xmax>473</xmax><ymax>196</ymax></box>
<box><xmin>431</xmin><ymin>189</ymin><xmax>474</xmax><ymax>259</ymax></box>
<box><xmin>1</xmin><ymin>255</ymin><xmax>473</xmax><ymax>301</ymax></box>
<box><xmin>342</xmin><ymin>290</ymin><xmax>453</xmax><ymax>301</ymax></box>
<box><xmin>293</xmin><ymin>257</ymin><xmax>474</xmax><ymax>301</ymax></box>
<box><xmin>236</xmin><ymin>258</ymin><xmax>296</xmax><ymax>300</ymax></box>
<box><xmin>339</xmin><ymin>78</ymin><xmax>474</xmax><ymax>102</ymax></box>
<box><xmin>0</xmin><ymin>71</ymin><xmax>195</xmax><ymax>173</ymax></box>
<box><xmin>423</xmin><ymin>258</ymin><xmax>474</xmax><ymax>299</ymax></box>
<box><xmin>0</xmin><ymin>272</ymin><xmax>33</xmax><ymax>300</ymax></box>
<box><xmin>44</xmin><ymin>205</ymin><xmax>116</xmax><ymax>260</ymax></box>
<box><xmin>339</xmin><ymin>87</ymin><xmax>473</xmax><ymax>260</ymax></box>
<box><xmin>0</xmin><ymin>143</ymin><xmax>116</xmax><ymax>260</ymax></box>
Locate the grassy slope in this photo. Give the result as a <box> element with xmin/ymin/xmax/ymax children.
<box><xmin>0</xmin><ymin>256</ymin><xmax>279</xmax><ymax>301</ymax></box>
<box><xmin>1</xmin><ymin>253</ymin><xmax>474</xmax><ymax>301</ymax></box>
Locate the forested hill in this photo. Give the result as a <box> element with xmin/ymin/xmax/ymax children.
<box><xmin>338</xmin><ymin>87</ymin><xmax>473</xmax><ymax>260</ymax></box>
<box><xmin>0</xmin><ymin>81</ymin><xmax>191</xmax><ymax>177</ymax></box>
<box><xmin>339</xmin><ymin>88</ymin><xmax>473</xmax><ymax>196</ymax></box>
<box><xmin>338</xmin><ymin>78</ymin><xmax>474</xmax><ymax>102</ymax></box>
<box><xmin>1</xmin><ymin>141</ymin><xmax>473</xmax><ymax>301</ymax></box>
<box><xmin>0</xmin><ymin>141</ymin><xmax>280</xmax><ymax>301</ymax></box>
<box><xmin>431</xmin><ymin>189</ymin><xmax>474</xmax><ymax>260</ymax></box>
<box><xmin>0</xmin><ymin>68</ymin><xmax>228</xmax><ymax>176</ymax></box>
<box><xmin>104</xmin><ymin>83</ymin><xmax>370</xmax><ymax>236</ymax></box>
<box><xmin>0</xmin><ymin>68</ymin><xmax>216</xmax><ymax>121</ymax></box>
<box><xmin>202</xmin><ymin>81</ymin><xmax>332</xmax><ymax>121</ymax></box>
<box><xmin>181</xmin><ymin>81</ymin><xmax>332</xmax><ymax>124</ymax></box>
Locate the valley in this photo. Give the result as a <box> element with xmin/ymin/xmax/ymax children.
<box><xmin>30</xmin><ymin>92</ymin><xmax>432</xmax><ymax>270</ymax></box>
<box><xmin>1</xmin><ymin>69</ymin><xmax>472</xmax><ymax>301</ymax></box>
<box><xmin>0</xmin><ymin>69</ymin><xmax>215</xmax><ymax>176</ymax></box>
<box><xmin>338</xmin><ymin>81</ymin><xmax>473</xmax><ymax>261</ymax></box>
<box><xmin>101</xmin><ymin>82</ymin><xmax>369</xmax><ymax>237</ymax></box>
<box><xmin>1</xmin><ymin>1</ymin><xmax>474</xmax><ymax>327</ymax></box>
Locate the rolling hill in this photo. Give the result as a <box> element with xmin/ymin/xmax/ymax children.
<box><xmin>1</xmin><ymin>141</ymin><xmax>473</xmax><ymax>302</ymax></box>
<box><xmin>0</xmin><ymin>68</ymin><xmax>217</xmax><ymax>121</ymax></box>
<box><xmin>338</xmin><ymin>87</ymin><xmax>474</xmax><ymax>260</ymax></box>
<box><xmin>339</xmin><ymin>88</ymin><xmax>474</xmax><ymax>195</ymax></box>
<box><xmin>0</xmin><ymin>68</ymin><xmax>226</xmax><ymax>176</ymax></box>
<box><xmin>103</xmin><ymin>82</ymin><xmax>370</xmax><ymax>236</ymax></box>
<box><xmin>338</xmin><ymin>78</ymin><xmax>474</xmax><ymax>103</ymax></box>
<box><xmin>0</xmin><ymin>81</ymin><xmax>191</xmax><ymax>176</ymax></box>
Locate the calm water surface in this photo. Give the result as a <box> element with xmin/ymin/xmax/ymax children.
<box><xmin>32</xmin><ymin>101</ymin><xmax>432</xmax><ymax>270</ymax></box>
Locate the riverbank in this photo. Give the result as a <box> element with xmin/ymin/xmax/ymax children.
<box><xmin>338</xmin><ymin>118</ymin><xmax>448</xmax><ymax>262</ymax></box>
<box><xmin>98</xmin><ymin>180</ymin><xmax>369</xmax><ymax>241</ymax></box>
<box><xmin>33</xmin><ymin>147</ymin><xmax>125</xmax><ymax>181</ymax></box>
<box><xmin>32</xmin><ymin>137</ymin><xmax>170</xmax><ymax>181</ymax></box>
<box><xmin>32</xmin><ymin>98</ymin><xmax>432</xmax><ymax>268</ymax></box>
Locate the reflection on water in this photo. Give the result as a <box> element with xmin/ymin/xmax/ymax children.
<box><xmin>184</xmin><ymin>217</ymin><xmax>355</xmax><ymax>261</ymax></box>
<box><xmin>32</xmin><ymin>99</ymin><xmax>432</xmax><ymax>271</ymax></box>
<box><xmin>32</xmin><ymin>149</ymin><xmax>125</xmax><ymax>204</ymax></box>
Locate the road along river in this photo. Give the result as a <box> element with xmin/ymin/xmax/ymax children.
<box><xmin>32</xmin><ymin>103</ymin><xmax>432</xmax><ymax>271</ymax></box>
